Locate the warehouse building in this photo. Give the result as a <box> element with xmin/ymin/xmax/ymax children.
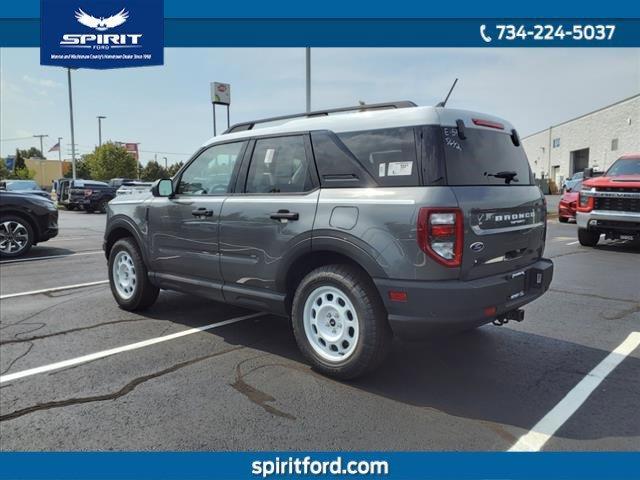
<box><xmin>523</xmin><ymin>94</ymin><xmax>640</xmax><ymax>189</ymax></box>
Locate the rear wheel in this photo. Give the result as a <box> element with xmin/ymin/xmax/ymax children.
<box><xmin>578</xmin><ymin>228</ymin><xmax>600</xmax><ymax>247</ymax></box>
<box><xmin>0</xmin><ymin>216</ymin><xmax>33</xmax><ymax>258</ymax></box>
<box><xmin>108</xmin><ymin>237</ymin><xmax>159</xmax><ymax>310</ymax></box>
<box><xmin>559</xmin><ymin>216</ymin><xmax>568</xmax><ymax>223</ymax></box>
<box><xmin>291</xmin><ymin>264</ymin><xmax>392</xmax><ymax>380</ymax></box>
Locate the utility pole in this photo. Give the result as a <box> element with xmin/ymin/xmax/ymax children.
<box><xmin>33</xmin><ymin>134</ymin><xmax>49</xmax><ymax>158</ymax></box>
<box><xmin>163</xmin><ymin>156</ymin><xmax>168</xmax><ymax>169</ymax></box>
<box><xmin>67</xmin><ymin>68</ymin><xmax>77</xmax><ymax>179</ymax></box>
<box><xmin>97</xmin><ymin>115</ymin><xmax>106</xmax><ymax>147</ymax></box>
<box><xmin>305</xmin><ymin>47</ymin><xmax>311</xmax><ymax>113</ymax></box>
<box><xmin>57</xmin><ymin>136</ymin><xmax>63</xmax><ymax>178</ymax></box>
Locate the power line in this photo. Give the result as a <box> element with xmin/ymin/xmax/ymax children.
<box><xmin>1</xmin><ymin>136</ymin><xmax>35</xmax><ymax>142</ymax></box>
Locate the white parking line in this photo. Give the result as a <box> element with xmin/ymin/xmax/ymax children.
<box><xmin>0</xmin><ymin>280</ymin><xmax>109</xmax><ymax>299</ymax></box>
<box><xmin>0</xmin><ymin>312</ymin><xmax>264</xmax><ymax>384</ymax></box>
<box><xmin>565</xmin><ymin>241</ymin><xmax>580</xmax><ymax>246</ymax></box>
<box><xmin>0</xmin><ymin>250</ymin><xmax>102</xmax><ymax>265</ymax></box>
<box><xmin>509</xmin><ymin>331</ymin><xmax>640</xmax><ymax>452</ymax></box>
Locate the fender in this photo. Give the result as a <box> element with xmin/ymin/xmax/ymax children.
<box><xmin>103</xmin><ymin>214</ymin><xmax>149</xmax><ymax>264</ymax></box>
<box><xmin>274</xmin><ymin>229</ymin><xmax>387</xmax><ymax>292</ymax></box>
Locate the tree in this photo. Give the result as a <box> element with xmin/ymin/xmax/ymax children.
<box><xmin>141</xmin><ymin>160</ymin><xmax>169</xmax><ymax>181</ymax></box>
<box><xmin>85</xmin><ymin>143</ymin><xmax>138</xmax><ymax>181</ymax></box>
<box><xmin>9</xmin><ymin>150</ymin><xmax>35</xmax><ymax>179</ymax></box>
<box><xmin>167</xmin><ymin>161</ymin><xmax>183</xmax><ymax>177</ymax></box>
<box><xmin>0</xmin><ymin>160</ymin><xmax>10</xmax><ymax>179</ymax></box>
<box><xmin>64</xmin><ymin>157</ymin><xmax>92</xmax><ymax>179</ymax></box>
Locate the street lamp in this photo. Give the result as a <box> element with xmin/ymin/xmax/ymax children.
<box><xmin>162</xmin><ymin>156</ymin><xmax>168</xmax><ymax>169</ymax></box>
<box><xmin>67</xmin><ymin>68</ymin><xmax>77</xmax><ymax>179</ymax></box>
<box><xmin>97</xmin><ymin>115</ymin><xmax>107</xmax><ymax>147</ymax></box>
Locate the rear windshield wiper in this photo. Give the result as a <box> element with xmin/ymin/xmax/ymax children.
<box><xmin>485</xmin><ymin>171</ymin><xmax>519</xmax><ymax>184</ymax></box>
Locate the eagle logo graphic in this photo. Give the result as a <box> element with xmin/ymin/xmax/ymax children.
<box><xmin>74</xmin><ymin>8</ymin><xmax>129</xmax><ymax>31</ymax></box>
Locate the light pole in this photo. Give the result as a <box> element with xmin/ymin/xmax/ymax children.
<box><xmin>163</xmin><ymin>156</ymin><xmax>168</xmax><ymax>169</ymax></box>
<box><xmin>33</xmin><ymin>134</ymin><xmax>49</xmax><ymax>158</ymax></box>
<box><xmin>97</xmin><ymin>115</ymin><xmax>106</xmax><ymax>147</ymax></box>
<box><xmin>305</xmin><ymin>47</ymin><xmax>311</xmax><ymax>113</ymax></box>
<box><xmin>67</xmin><ymin>68</ymin><xmax>77</xmax><ymax>179</ymax></box>
<box><xmin>57</xmin><ymin>136</ymin><xmax>63</xmax><ymax>178</ymax></box>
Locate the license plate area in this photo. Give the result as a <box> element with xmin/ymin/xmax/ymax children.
<box><xmin>507</xmin><ymin>270</ymin><xmax>526</xmax><ymax>300</ymax></box>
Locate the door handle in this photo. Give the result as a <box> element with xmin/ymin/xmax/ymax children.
<box><xmin>270</xmin><ymin>210</ymin><xmax>299</xmax><ymax>221</ymax></box>
<box><xmin>191</xmin><ymin>207</ymin><xmax>213</xmax><ymax>217</ymax></box>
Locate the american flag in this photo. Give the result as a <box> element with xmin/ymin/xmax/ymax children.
<box><xmin>48</xmin><ymin>141</ymin><xmax>60</xmax><ymax>152</ymax></box>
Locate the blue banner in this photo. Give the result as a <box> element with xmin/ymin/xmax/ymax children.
<box><xmin>0</xmin><ymin>452</ymin><xmax>639</xmax><ymax>479</ymax></box>
<box><xmin>40</xmin><ymin>0</ymin><xmax>163</xmax><ymax>69</ymax></box>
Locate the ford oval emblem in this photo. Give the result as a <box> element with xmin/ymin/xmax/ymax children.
<box><xmin>470</xmin><ymin>242</ymin><xmax>485</xmax><ymax>253</ymax></box>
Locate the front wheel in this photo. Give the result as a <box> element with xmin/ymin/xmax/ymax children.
<box><xmin>108</xmin><ymin>237</ymin><xmax>159</xmax><ymax>310</ymax></box>
<box><xmin>578</xmin><ymin>228</ymin><xmax>600</xmax><ymax>247</ymax></box>
<box><xmin>0</xmin><ymin>216</ymin><xmax>34</xmax><ymax>258</ymax></box>
<box><xmin>291</xmin><ymin>264</ymin><xmax>392</xmax><ymax>380</ymax></box>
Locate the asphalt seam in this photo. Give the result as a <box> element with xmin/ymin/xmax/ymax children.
<box><xmin>0</xmin><ymin>345</ymin><xmax>244</xmax><ymax>422</ymax></box>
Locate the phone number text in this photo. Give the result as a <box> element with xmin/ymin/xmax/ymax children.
<box><xmin>482</xmin><ymin>24</ymin><xmax>616</xmax><ymax>43</ymax></box>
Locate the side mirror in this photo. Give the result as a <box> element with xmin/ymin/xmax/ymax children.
<box><xmin>151</xmin><ymin>178</ymin><xmax>174</xmax><ymax>197</ymax></box>
<box><xmin>583</xmin><ymin>167</ymin><xmax>593</xmax><ymax>179</ymax></box>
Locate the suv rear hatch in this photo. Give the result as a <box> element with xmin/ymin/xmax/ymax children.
<box><xmin>436</xmin><ymin>121</ymin><xmax>546</xmax><ymax>280</ymax></box>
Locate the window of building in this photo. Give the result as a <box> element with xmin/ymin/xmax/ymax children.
<box><xmin>552</xmin><ymin>138</ymin><xmax>560</xmax><ymax>148</ymax></box>
<box><xmin>611</xmin><ymin>138</ymin><xmax>619</xmax><ymax>151</ymax></box>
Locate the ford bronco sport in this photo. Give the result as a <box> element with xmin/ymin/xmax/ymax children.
<box><xmin>104</xmin><ymin>101</ymin><xmax>553</xmax><ymax>379</ymax></box>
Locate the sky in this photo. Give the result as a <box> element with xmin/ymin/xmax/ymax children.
<box><xmin>1</xmin><ymin>47</ymin><xmax>639</xmax><ymax>166</ymax></box>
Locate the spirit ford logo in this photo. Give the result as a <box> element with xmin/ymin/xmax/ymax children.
<box><xmin>61</xmin><ymin>34</ymin><xmax>142</xmax><ymax>45</ymax></box>
<box><xmin>60</xmin><ymin>8</ymin><xmax>142</xmax><ymax>48</ymax></box>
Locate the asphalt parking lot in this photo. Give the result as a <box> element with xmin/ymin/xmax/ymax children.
<box><xmin>1</xmin><ymin>209</ymin><xmax>638</xmax><ymax>451</ymax></box>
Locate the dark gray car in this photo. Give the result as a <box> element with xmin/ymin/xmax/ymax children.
<box><xmin>104</xmin><ymin>102</ymin><xmax>553</xmax><ymax>379</ymax></box>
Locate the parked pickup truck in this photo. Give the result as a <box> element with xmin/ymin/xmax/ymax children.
<box><xmin>577</xmin><ymin>153</ymin><xmax>640</xmax><ymax>246</ymax></box>
<box><xmin>69</xmin><ymin>180</ymin><xmax>117</xmax><ymax>213</ymax></box>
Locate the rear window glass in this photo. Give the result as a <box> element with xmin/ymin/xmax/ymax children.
<box><xmin>336</xmin><ymin>127</ymin><xmax>419</xmax><ymax>187</ymax></box>
<box><xmin>442</xmin><ymin>127</ymin><xmax>532</xmax><ymax>186</ymax></box>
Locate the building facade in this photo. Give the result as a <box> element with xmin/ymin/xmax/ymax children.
<box><xmin>523</xmin><ymin>94</ymin><xmax>640</xmax><ymax>188</ymax></box>
<box><xmin>24</xmin><ymin>158</ymin><xmax>72</xmax><ymax>188</ymax></box>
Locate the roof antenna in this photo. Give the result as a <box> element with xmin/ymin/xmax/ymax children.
<box><xmin>436</xmin><ymin>78</ymin><xmax>458</xmax><ymax>108</ymax></box>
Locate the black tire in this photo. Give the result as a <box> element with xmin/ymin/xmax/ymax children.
<box><xmin>578</xmin><ymin>228</ymin><xmax>600</xmax><ymax>247</ymax></box>
<box><xmin>0</xmin><ymin>215</ymin><xmax>34</xmax><ymax>258</ymax></box>
<box><xmin>291</xmin><ymin>264</ymin><xmax>392</xmax><ymax>380</ymax></box>
<box><xmin>98</xmin><ymin>199</ymin><xmax>109</xmax><ymax>214</ymax></box>
<box><xmin>559</xmin><ymin>216</ymin><xmax>569</xmax><ymax>223</ymax></box>
<box><xmin>108</xmin><ymin>237</ymin><xmax>159</xmax><ymax>310</ymax></box>
<box><xmin>67</xmin><ymin>205</ymin><xmax>75</xmax><ymax>211</ymax></box>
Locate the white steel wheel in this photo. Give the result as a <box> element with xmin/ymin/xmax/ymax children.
<box><xmin>302</xmin><ymin>285</ymin><xmax>360</xmax><ymax>362</ymax></box>
<box><xmin>112</xmin><ymin>250</ymin><xmax>137</xmax><ymax>300</ymax></box>
<box><xmin>0</xmin><ymin>220</ymin><xmax>30</xmax><ymax>255</ymax></box>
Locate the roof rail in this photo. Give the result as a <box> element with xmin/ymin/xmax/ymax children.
<box><xmin>224</xmin><ymin>101</ymin><xmax>417</xmax><ymax>134</ymax></box>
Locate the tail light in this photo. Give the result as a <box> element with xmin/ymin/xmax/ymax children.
<box><xmin>578</xmin><ymin>191</ymin><xmax>594</xmax><ymax>212</ymax></box>
<box><xmin>417</xmin><ymin>208</ymin><xmax>463</xmax><ymax>267</ymax></box>
<box><xmin>472</xmin><ymin>118</ymin><xmax>504</xmax><ymax>130</ymax></box>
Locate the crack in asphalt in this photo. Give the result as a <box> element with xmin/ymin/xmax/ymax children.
<box><xmin>0</xmin><ymin>345</ymin><xmax>244</xmax><ymax>422</ymax></box>
<box><xmin>0</xmin><ymin>294</ymin><xmax>89</xmax><ymax>331</ymax></box>
<box><xmin>549</xmin><ymin>287</ymin><xmax>638</xmax><ymax>304</ymax></box>
<box><xmin>0</xmin><ymin>318</ymin><xmax>155</xmax><ymax>345</ymax></box>
<box><xmin>230</xmin><ymin>353</ymin><xmax>297</xmax><ymax>420</ymax></box>
<box><xmin>602</xmin><ymin>304</ymin><xmax>640</xmax><ymax>321</ymax></box>
<box><xmin>0</xmin><ymin>342</ymin><xmax>34</xmax><ymax>376</ymax></box>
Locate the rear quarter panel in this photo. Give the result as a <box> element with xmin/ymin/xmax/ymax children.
<box><xmin>315</xmin><ymin>187</ymin><xmax>460</xmax><ymax>281</ymax></box>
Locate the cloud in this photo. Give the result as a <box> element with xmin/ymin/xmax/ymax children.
<box><xmin>22</xmin><ymin>75</ymin><xmax>63</xmax><ymax>89</ymax></box>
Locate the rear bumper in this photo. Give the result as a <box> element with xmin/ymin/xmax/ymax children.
<box><xmin>577</xmin><ymin>210</ymin><xmax>640</xmax><ymax>231</ymax></box>
<box><xmin>374</xmin><ymin>259</ymin><xmax>553</xmax><ymax>339</ymax></box>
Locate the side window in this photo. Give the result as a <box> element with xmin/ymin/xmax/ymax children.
<box><xmin>245</xmin><ymin>136</ymin><xmax>313</xmax><ymax>193</ymax></box>
<box><xmin>336</xmin><ymin>127</ymin><xmax>420</xmax><ymax>187</ymax></box>
<box><xmin>178</xmin><ymin>141</ymin><xmax>246</xmax><ymax>195</ymax></box>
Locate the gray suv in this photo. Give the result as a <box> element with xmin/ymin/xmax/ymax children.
<box><xmin>104</xmin><ymin>101</ymin><xmax>553</xmax><ymax>379</ymax></box>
